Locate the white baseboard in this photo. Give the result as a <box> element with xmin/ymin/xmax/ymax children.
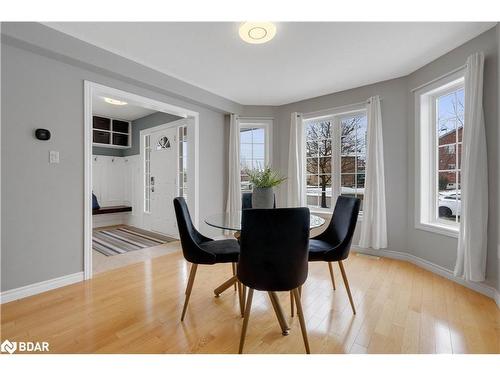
<box><xmin>0</xmin><ymin>272</ymin><xmax>84</xmax><ymax>304</ymax></box>
<box><xmin>353</xmin><ymin>246</ymin><xmax>500</xmax><ymax>309</ymax></box>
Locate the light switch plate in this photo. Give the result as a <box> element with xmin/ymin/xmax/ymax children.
<box><xmin>49</xmin><ymin>150</ymin><xmax>59</xmax><ymax>164</ymax></box>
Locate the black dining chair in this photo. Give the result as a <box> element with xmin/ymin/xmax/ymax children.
<box><xmin>173</xmin><ymin>197</ymin><xmax>241</xmax><ymax>321</ymax></box>
<box><xmin>305</xmin><ymin>196</ymin><xmax>360</xmax><ymax>315</ymax></box>
<box><xmin>241</xmin><ymin>192</ymin><xmax>276</xmax><ymax>209</ymax></box>
<box><xmin>237</xmin><ymin>207</ymin><xmax>311</xmax><ymax>354</ymax></box>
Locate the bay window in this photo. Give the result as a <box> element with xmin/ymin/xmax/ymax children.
<box><xmin>304</xmin><ymin>110</ymin><xmax>367</xmax><ymax>212</ymax></box>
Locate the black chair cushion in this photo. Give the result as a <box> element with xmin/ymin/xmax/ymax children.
<box><xmin>238</xmin><ymin>208</ymin><xmax>310</xmax><ymax>291</ymax></box>
<box><xmin>199</xmin><ymin>239</ymin><xmax>240</xmax><ymax>263</ymax></box>
<box><xmin>308</xmin><ymin>239</ymin><xmax>336</xmax><ymax>261</ymax></box>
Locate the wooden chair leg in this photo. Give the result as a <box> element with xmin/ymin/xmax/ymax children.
<box><xmin>290</xmin><ymin>291</ymin><xmax>294</xmax><ymax>317</ymax></box>
<box><xmin>338</xmin><ymin>260</ymin><xmax>356</xmax><ymax>315</ymax></box>
<box><xmin>181</xmin><ymin>263</ymin><xmax>198</xmax><ymax>321</ymax></box>
<box><xmin>238</xmin><ymin>288</ymin><xmax>254</xmax><ymax>354</ymax></box>
<box><xmin>292</xmin><ymin>288</ymin><xmax>310</xmax><ymax>354</ymax></box>
<box><xmin>232</xmin><ymin>263</ymin><xmax>237</xmax><ymax>291</ymax></box>
<box><xmin>328</xmin><ymin>262</ymin><xmax>336</xmax><ymax>290</ymax></box>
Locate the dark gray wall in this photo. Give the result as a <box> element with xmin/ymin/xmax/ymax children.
<box><xmin>1</xmin><ymin>26</ymin><xmax>229</xmax><ymax>292</ymax></box>
<box><xmin>92</xmin><ymin>146</ymin><xmax>124</xmax><ymax>157</ymax></box>
<box><xmin>124</xmin><ymin>112</ymin><xmax>182</xmax><ymax>156</ymax></box>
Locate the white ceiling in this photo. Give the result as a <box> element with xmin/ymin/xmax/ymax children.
<box><xmin>92</xmin><ymin>95</ymin><xmax>157</xmax><ymax>120</ymax></box>
<box><xmin>47</xmin><ymin>22</ymin><xmax>496</xmax><ymax>106</ymax></box>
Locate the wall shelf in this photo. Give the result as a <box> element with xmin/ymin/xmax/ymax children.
<box><xmin>92</xmin><ymin>115</ymin><xmax>131</xmax><ymax>149</ymax></box>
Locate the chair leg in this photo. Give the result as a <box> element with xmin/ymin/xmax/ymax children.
<box><xmin>292</xmin><ymin>288</ymin><xmax>310</xmax><ymax>354</ymax></box>
<box><xmin>338</xmin><ymin>260</ymin><xmax>356</xmax><ymax>315</ymax></box>
<box><xmin>290</xmin><ymin>291</ymin><xmax>294</xmax><ymax>317</ymax></box>
<box><xmin>181</xmin><ymin>263</ymin><xmax>198</xmax><ymax>321</ymax></box>
<box><xmin>232</xmin><ymin>263</ymin><xmax>237</xmax><ymax>291</ymax></box>
<box><xmin>328</xmin><ymin>262</ymin><xmax>336</xmax><ymax>290</ymax></box>
<box><xmin>238</xmin><ymin>288</ymin><xmax>254</xmax><ymax>354</ymax></box>
<box><xmin>238</xmin><ymin>283</ymin><xmax>247</xmax><ymax>317</ymax></box>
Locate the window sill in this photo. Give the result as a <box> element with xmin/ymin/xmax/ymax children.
<box><xmin>415</xmin><ymin>221</ymin><xmax>459</xmax><ymax>238</ymax></box>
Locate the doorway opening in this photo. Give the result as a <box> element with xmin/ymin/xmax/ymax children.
<box><xmin>84</xmin><ymin>82</ymin><xmax>199</xmax><ymax>278</ymax></box>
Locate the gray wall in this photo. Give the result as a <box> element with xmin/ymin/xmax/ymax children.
<box><xmin>1</xmin><ymin>27</ymin><xmax>229</xmax><ymax>292</ymax></box>
<box><xmin>406</xmin><ymin>26</ymin><xmax>499</xmax><ymax>289</ymax></box>
<box><xmin>124</xmin><ymin>112</ymin><xmax>182</xmax><ymax>156</ymax></box>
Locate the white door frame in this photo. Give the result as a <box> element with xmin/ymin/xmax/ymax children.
<box><xmin>84</xmin><ymin>81</ymin><xmax>200</xmax><ymax>280</ymax></box>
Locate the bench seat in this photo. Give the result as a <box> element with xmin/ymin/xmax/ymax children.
<box><xmin>92</xmin><ymin>205</ymin><xmax>132</xmax><ymax>215</ymax></box>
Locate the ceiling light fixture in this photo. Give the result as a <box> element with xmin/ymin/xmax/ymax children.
<box><xmin>103</xmin><ymin>97</ymin><xmax>128</xmax><ymax>106</ymax></box>
<box><xmin>239</xmin><ymin>22</ymin><xmax>276</xmax><ymax>44</ymax></box>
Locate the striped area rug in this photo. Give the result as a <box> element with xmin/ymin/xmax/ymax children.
<box><xmin>92</xmin><ymin>226</ymin><xmax>174</xmax><ymax>256</ymax></box>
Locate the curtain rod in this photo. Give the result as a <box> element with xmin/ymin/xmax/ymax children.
<box><xmin>301</xmin><ymin>96</ymin><xmax>383</xmax><ymax>119</ymax></box>
<box><xmin>410</xmin><ymin>64</ymin><xmax>467</xmax><ymax>93</ymax></box>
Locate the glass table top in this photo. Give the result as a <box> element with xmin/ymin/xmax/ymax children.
<box><xmin>204</xmin><ymin>210</ymin><xmax>326</xmax><ymax>232</ymax></box>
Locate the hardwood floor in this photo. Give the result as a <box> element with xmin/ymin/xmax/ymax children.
<box><xmin>1</xmin><ymin>247</ymin><xmax>498</xmax><ymax>354</ymax></box>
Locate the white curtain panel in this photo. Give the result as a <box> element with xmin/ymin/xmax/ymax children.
<box><xmin>225</xmin><ymin>114</ymin><xmax>241</xmax><ymax>213</ymax></box>
<box><xmin>454</xmin><ymin>52</ymin><xmax>488</xmax><ymax>282</ymax></box>
<box><xmin>359</xmin><ymin>96</ymin><xmax>388</xmax><ymax>249</ymax></box>
<box><xmin>287</xmin><ymin>112</ymin><xmax>306</xmax><ymax>207</ymax></box>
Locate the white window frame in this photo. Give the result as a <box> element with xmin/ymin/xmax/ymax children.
<box><xmin>414</xmin><ymin>70</ymin><xmax>464</xmax><ymax>238</ymax></box>
<box><xmin>239</xmin><ymin>118</ymin><xmax>273</xmax><ymax>191</ymax></box>
<box><xmin>302</xmin><ymin>106</ymin><xmax>367</xmax><ymax>216</ymax></box>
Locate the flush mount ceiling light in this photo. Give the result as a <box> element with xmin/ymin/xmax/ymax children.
<box><xmin>103</xmin><ymin>97</ymin><xmax>128</xmax><ymax>106</ymax></box>
<box><xmin>239</xmin><ymin>22</ymin><xmax>276</xmax><ymax>44</ymax></box>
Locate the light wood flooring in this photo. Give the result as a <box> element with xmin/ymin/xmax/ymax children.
<box><xmin>1</xmin><ymin>248</ymin><xmax>498</xmax><ymax>354</ymax></box>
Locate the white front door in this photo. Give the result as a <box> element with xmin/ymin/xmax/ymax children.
<box><xmin>149</xmin><ymin>127</ymin><xmax>178</xmax><ymax>236</ymax></box>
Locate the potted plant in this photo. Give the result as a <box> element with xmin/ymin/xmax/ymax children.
<box><xmin>245</xmin><ymin>167</ymin><xmax>286</xmax><ymax>208</ymax></box>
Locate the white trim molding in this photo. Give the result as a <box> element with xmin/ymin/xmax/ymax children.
<box><xmin>84</xmin><ymin>81</ymin><xmax>200</xmax><ymax>281</ymax></box>
<box><xmin>0</xmin><ymin>272</ymin><xmax>84</xmax><ymax>304</ymax></box>
<box><xmin>353</xmin><ymin>246</ymin><xmax>500</xmax><ymax>308</ymax></box>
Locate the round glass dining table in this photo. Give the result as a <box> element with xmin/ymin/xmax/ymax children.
<box><xmin>204</xmin><ymin>210</ymin><xmax>326</xmax><ymax>232</ymax></box>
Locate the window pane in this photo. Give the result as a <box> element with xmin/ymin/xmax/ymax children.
<box><xmin>316</xmin><ymin>177</ymin><xmax>332</xmax><ymax>208</ymax></box>
<box><xmin>306</xmin><ymin>121</ymin><xmax>331</xmax><ymax>140</ymax></box>
<box><xmin>317</xmin><ymin>157</ymin><xmax>332</xmax><ymax>175</ymax></box>
<box><xmin>341</xmin><ymin>174</ymin><xmax>356</xmax><ymax>190</ymax></box>
<box><xmin>357</xmin><ymin>174</ymin><xmax>365</xmax><ymax>210</ymax></box>
<box><xmin>306</xmin><ymin>158</ymin><xmax>318</xmax><ymax>175</ymax></box>
<box><xmin>306</xmin><ymin>142</ymin><xmax>319</xmax><ymax>157</ymax></box>
<box><xmin>306</xmin><ymin>174</ymin><xmax>319</xmax><ymax>186</ymax></box>
<box><xmin>306</xmin><ymin>190</ymin><xmax>319</xmax><ymax>207</ymax></box>
<box><xmin>252</xmin><ymin>128</ymin><xmax>265</xmax><ymax>143</ymax></box>
<box><xmin>253</xmin><ymin>143</ymin><xmax>265</xmax><ymax>159</ymax></box>
<box><xmin>438</xmin><ymin>144</ymin><xmax>457</xmax><ymax>171</ymax></box>
<box><xmin>357</xmin><ymin>155</ymin><xmax>366</xmax><ymax>173</ymax></box>
<box><xmin>457</xmin><ymin>143</ymin><xmax>462</xmax><ymax>169</ymax></box>
<box><xmin>252</xmin><ymin>159</ymin><xmax>265</xmax><ymax>170</ymax></box>
<box><xmin>341</xmin><ymin>156</ymin><xmax>356</xmax><ymax>173</ymax></box>
<box><xmin>240</xmin><ymin>128</ymin><xmax>252</xmax><ymax>143</ymax></box>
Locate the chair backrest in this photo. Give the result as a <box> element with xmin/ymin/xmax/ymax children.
<box><xmin>241</xmin><ymin>192</ymin><xmax>276</xmax><ymax>209</ymax></box>
<box><xmin>238</xmin><ymin>208</ymin><xmax>310</xmax><ymax>291</ymax></box>
<box><xmin>173</xmin><ymin>197</ymin><xmax>215</xmax><ymax>264</ymax></box>
<box><xmin>317</xmin><ymin>196</ymin><xmax>360</xmax><ymax>260</ymax></box>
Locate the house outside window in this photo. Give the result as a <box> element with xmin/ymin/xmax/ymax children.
<box><xmin>304</xmin><ymin>110</ymin><xmax>367</xmax><ymax>212</ymax></box>
<box><xmin>239</xmin><ymin>119</ymin><xmax>272</xmax><ymax>192</ymax></box>
<box><xmin>415</xmin><ymin>70</ymin><xmax>464</xmax><ymax>237</ymax></box>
